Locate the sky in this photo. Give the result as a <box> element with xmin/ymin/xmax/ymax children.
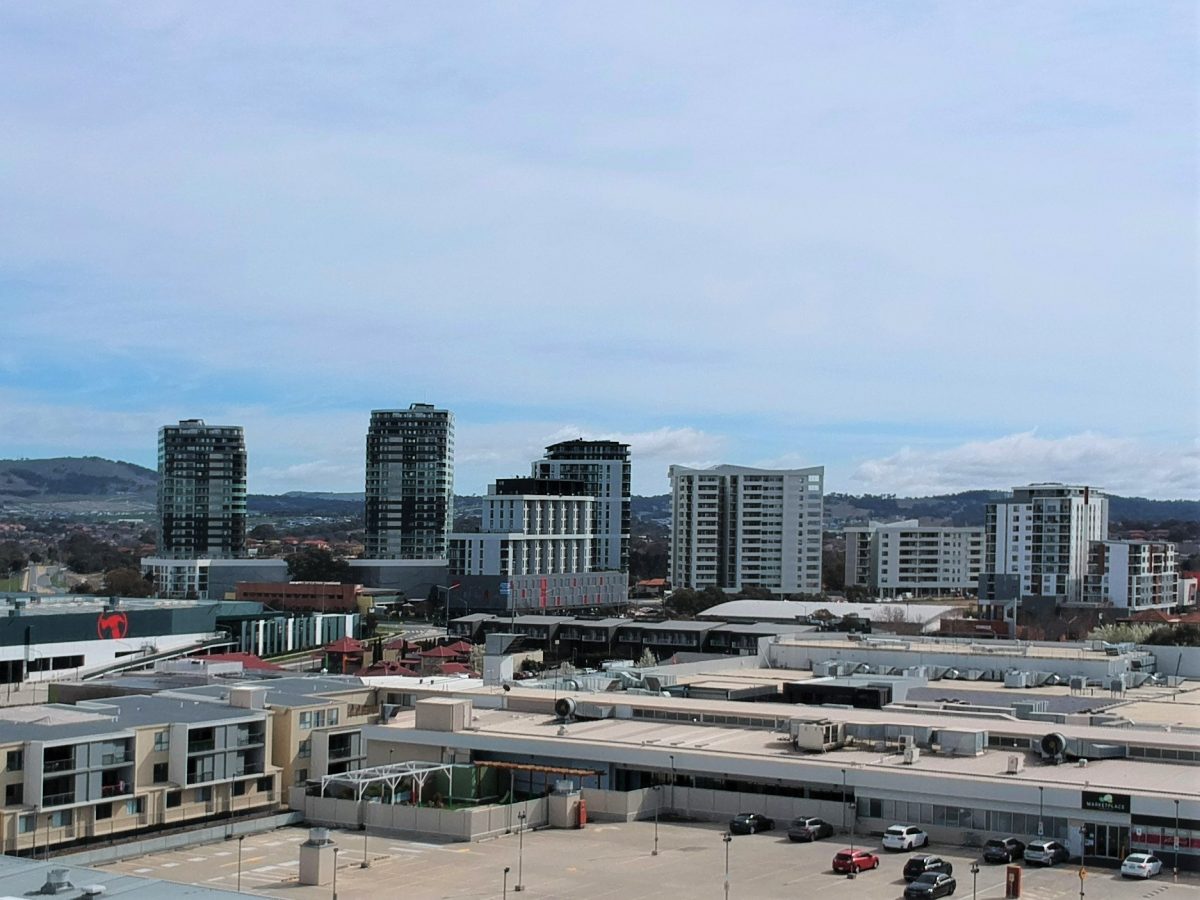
<box><xmin>0</xmin><ymin>2</ymin><xmax>1196</xmax><ymax>499</ymax></box>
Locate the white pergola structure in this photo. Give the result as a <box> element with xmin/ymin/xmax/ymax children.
<box><xmin>318</xmin><ymin>761</ymin><xmax>473</xmax><ymax>804</ymax></box>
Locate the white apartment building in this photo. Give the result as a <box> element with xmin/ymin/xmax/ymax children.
<box><xmin>669</xmin><ymin>465</ymin><xmax>824</xmax><ymax>595</ymax></box>
<box><xmin>447</xmin><ymin>478</ymin><xmax>594</xmax><ymax>578</ymax></box>
<box><xmin>844</xmin><ymin>520</ymin><xmax>983</xmax><ymax>598</ymax></box>
<box><xmin>532</xmin><ymin>439</ymin><xmax>631</xmax><ymax>572</ymax></box>
<box><xmin>980</xmin><ymin>484</ymin><xmax>1109</xmax><ymax>606</ymax></box>
<box><xmin>1083</xmin><ymin>540</ymin><xmax>1179</xmax><ymax>611</ymax></box>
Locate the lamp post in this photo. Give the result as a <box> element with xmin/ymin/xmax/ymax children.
<box><xmin>652</xmin><ymin>785</ymin><xmax>661</xmax><ymax>856</ymax></box>
<box><xmin>840</xmin><ymin>769</ymin><xmax>847</xmax><ymax>834</ymax></box>
<box><xmin>1174</xmin><ymin>798</ymin><xmax>1180</xmax><ymax>882</ymax></box>
<box><xmin>437</xmin><ymin>583</ymin><xmax>461</xmax><ymax>627</ymax></box>
<box><xmin>503</xmin><ymin>865</ymin><xmax>511</xmax><ymax>900</ymax></box>
<box><xmin>237</xmin><ymin>835</ymin><xmax>244</xmax><ymax>893</ymax></box>
<box><xmin>970</xmin><ymin>861</ymin><xmax>979</xmax><ymax>900</ymax></box>
<box><xmin>361</xmin><ymin>819</ymin><xmax>369</xmax><ymax>869</ymax></box>
<box><xmin>515</xmin><ymin>809</ymin><xmax>526</xmax><ymax>892</ymax></box>
<box><xmin>723</xmin><ymin>832</ymin><xmax>732</xmax><ymax>900</ymax></box>
<box><xmin>1038</xmin><ymin>785</ymin><xmax>1045</xmax><ymax>837</ymax></box>
<box><xmin>669</xmin><ymin>755</ymin><xmax>676</xmax><ymax>811</ymax></box>
<box><xmin>1078</xmin><ymin>865</ymin><xmax>1085</xmax><ymax>900</ymax></box>
<box><xmin>332</xmin><ymin>846</ymin><xmax>339</xmax><ymax>900</ymax></box>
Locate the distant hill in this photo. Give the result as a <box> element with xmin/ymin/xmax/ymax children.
<box><xmin>0</xmin><ymin>457</ymin><xmax>157</xmax><ymax>507</ymax></box>
<box><xmin>0</xmin><ymin>458</ymin><xmax>1195</xmax><ymax>526</ymax></box>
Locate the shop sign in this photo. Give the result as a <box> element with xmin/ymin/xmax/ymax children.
<box><xmin>1081</xmin><ymin>791</ymin><xmax>1130</xmax><ymax>813</ymax></box>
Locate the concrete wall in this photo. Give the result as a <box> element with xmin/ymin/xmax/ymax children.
<box><xmin>55</xmin><ymin>811</ymin><xmax>302</xmax><ymax>866</ymax></box>
<box><xmin>665</xmin><ymin>786</ymin><xmax>847</xmax><ymax>828</ymax></box>
<box><xmin>1142</xmin><ymin>645</ymin><xmax>1200</xmax><ymax>679</ymax></box>
<box><xmin>295</xmin><ymin>792</ymin><xmax>550</xmax><ymax>842</ymax></box>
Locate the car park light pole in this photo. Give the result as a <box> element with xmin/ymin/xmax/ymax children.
<box><xmin>1038</xmin><ymin>786</ymin><xmax>1045</xmax><ymax>837</ymax></box>
<box><xmin>840</xmin><ymin>769</ymin><xmax>847</xmax><ymax>834</ymax></box>
<box><xmin>1078</xmin><ymin>865</ymin><xmax>1085</xmax><ymax>900</ymax></box>
<box><xmin>503</xmin><ymin>865</ymin><xmax>511</xmax><ymax>899</ymax></box>
<box><xmin>515</xmin><ymin>810</ymin><xmax>526</xmax><ymax>891</ymax></box>
<box><xmin>237</xmin><ymin>835</ymin><xmax>244</xmax><ymax>893</ymax></box>
<box><xmin>1174</xmin><ymin>799</ymin><xmax>1180</xmax><ymax>882</ymax></box>
<box><xmin>970</xmin><ymin>861</ymin><xmax>979</xmax><ymax>900</ymax></box>
<box><xmin>332</xmin><ymin>847</ymin><xmax>339</xmax><ymax>900</ymax></box>
<box><xmin>722</xmin><ymin>831</ymin><xmax>732</xmax><ymax>900</ymax></box>
<box><xmin>652</xmin><ymin>785</ymin><xmax>661</xmax><ymax>856</ymax></box>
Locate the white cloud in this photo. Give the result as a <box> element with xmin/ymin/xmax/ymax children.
<box><xmin>850</xmin><ymin>431</ymin><xmax>1200</xmax><ymax>499</ymax></box>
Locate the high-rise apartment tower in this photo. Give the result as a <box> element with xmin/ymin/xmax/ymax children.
<box><xmin>364</xmin><ymin>404</ymin><xmax>455</xmax><ymax>559</ymax></box>
<box><xmin>669</xmin><ymin>464</ymin><xmax>824</xmax><ymax>595</ymax></box>
<box><xmin>533</xmin><ymin>439</ymin><xmax>631</xmax><ymax>572</ymax></box>
<box><xmin>156</xmin><ymin>419</ymin><xmax>247</xmax><ymax>559</ymax></box>
<box><xmin>979</xmin><ymin>483</ymin><xmax>1108</xmax><ymax>605</ymax></box>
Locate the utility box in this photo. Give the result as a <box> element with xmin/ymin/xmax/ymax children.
<box><xmin>548</xmin><ymin>790</ymin><xmax>581</xmax><ymax>828</ymax></box>
<box><xmin>299</xmin><ymin>828</ymin><xmax>336</xmax><ymax>886</ymax></box>
<box><xmin>414</xmin><ymin>697</ymin><xmax>472</xmax><ymax>732</ymax></box>
<box><xmin>1005</xmin><ymin>864</ymin><xmax>1021</xmax><ymax>897</ymax></box>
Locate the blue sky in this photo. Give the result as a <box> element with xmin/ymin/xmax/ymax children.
<box><xmin>0</xmin><ymin>2</ymin><xmax>1196</xmax><ymax>497</ymax></box>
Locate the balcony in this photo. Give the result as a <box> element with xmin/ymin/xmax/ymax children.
<box><xmin>42</xmin><ymin>792</ymin><xmax>76</xmax><ymax>807</ymax></box>
<box><xmin>188</xmin><ymin>740</ymin><xmax>216</xmax><ymax>754</ymax></box>
<box><xmin>43</xmin><ymin>758</ymin><xmax>76</xmax><ymax>774</ymax></box>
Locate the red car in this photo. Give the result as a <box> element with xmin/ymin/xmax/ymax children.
<box><xmin>832</xmin><ymin>849</ymin><xmax>880</xmax><ymax>874</ymax></box>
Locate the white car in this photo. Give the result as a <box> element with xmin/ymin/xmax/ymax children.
<box><xmin>883</xmin><ymin>825</ymin><xmax>930</xmax><ymax>851</ymax></box>
<box><xmin>1121</xmin><ymin>853</ymin><xmax>1163</xmax><ymax>879</ymax></box>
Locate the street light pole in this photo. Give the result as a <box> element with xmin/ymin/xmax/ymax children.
<box><xmin>237</xmin><ymin>835</ymin><xmax>244</xmax><ymax>893</ymax></box>
<box><xmin>504</xmin><ymin>865</ymin><xmax>511</xmax><ymax>899</ymax></box>
<box><xmin>1174</xmin><ymin>799</ymin><xmax>1180</xmax><ymax>882</ymax></box>
<box><xmin>361</xmin><ymin>818</ymin><xmax>369</xmax><ymax>869</ymax></box>
<box><xmin>1038</xmin><ymin>785</ymin><xmax>1045</xmax><ymax>837</ymax></box>
<box><xmin>723</xmin><ymin>832</ymin><xmax>732</xmax><ymax>900</ymax></box>
<box><xmin>515</xmin><ymin>810</ymin><xmax>526</xmax><ymax>892</ymax></box>
<box><xmin>332</xmin><ymin>847</ymin><xmax>339</xmax><ymax>900</ymax></box>
<box><xmin>970</xmin><ymin>861</ymin><xmax>979</xmax><ymax>900</ymax></box>
<box><xmin>840</xmin><ymin>769</ymin><xmax>847</xmax><ymax>834</ymax></box>
<box><xmin>669</xmin><ymin>755</ymin><xmax>675</xmax><ymax>812</ymax></box>
<box><xmin>1078</xmin><ymin>865</ymin><xmax>1085</xmax><ymax>900</ymax></box>
<box><xmin>652</xmin><ymin>785</ymin><xmax>660</xmax><ymax>856</ymax></box>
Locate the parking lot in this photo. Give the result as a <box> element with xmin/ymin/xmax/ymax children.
<box><xmin>101</xmin><ymin>821</ymin><xmax>1200</xmax><ymax>900</ymax></box>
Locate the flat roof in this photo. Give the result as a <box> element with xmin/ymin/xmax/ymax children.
<box><xmin>373</xmin><ymin>700</ymin><xmax>1197</xmax><ymax>800</ymax></box>
<box><xmin>773</xmin><ymin>635</ymin><xmax>1150</xmax><ymax>661</ymax></box>
<box><xmin>0</xmin><ymin>854</ymin><xmax>247</xmax><ymax>898</ymax></box>
<box><xmin>699</xmin><ymin>599</ymin><xmax>956</xmax><ymax>624</ymax></box>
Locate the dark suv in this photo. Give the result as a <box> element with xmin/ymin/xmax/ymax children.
<box><xmin>787</xmin><ymin>816</ymin><xmax>834</xmax><ymax>842</ymax></box>
<box><xmin>903</xmin><ymin>856</ymin><xmax>954</xmax><ymax>882</ymax></box>
<box><xmin>983</xmin><ymin>837</ymin><xmax>1025</xmax><ymax>863</ymax></box>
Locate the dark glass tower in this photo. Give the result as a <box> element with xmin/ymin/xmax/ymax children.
<box><xmin>364</xmin><ymin>404</ymin><xmax>455</xmax><ymax>559</ymax></box>
<box><xmin>157</xmin><ymin>419</ymin><xmax>247</xmax><ymax>559</ymax></box>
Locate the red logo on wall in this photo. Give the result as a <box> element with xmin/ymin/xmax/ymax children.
<box><xmin>96</xmin><ymin>610</ymin><xmax>129</xmax><ymax>640</ymax></box>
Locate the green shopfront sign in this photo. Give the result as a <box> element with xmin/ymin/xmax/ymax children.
<box><xmin>1081</xmin><ymin>791</ymin><xmax>1131</xmax><ymax>814</ymax></box>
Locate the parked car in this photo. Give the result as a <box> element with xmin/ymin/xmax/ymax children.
<box><xmin>728</xmin><ymin>813</ymin><xmax>775</xmax><ymax>835</ymax></box>
<box><xmin>883</xmin><ymin>825</ymin><xmax>930</xmax><ymax>851</ymax></box>
<box><xmin>903</xmin><ymin>855</ymin><xmax>953</xmax><ymax>882</ymax></box>
<box><xmin>1024</xmin><ymin>840</ymin><xmax>1070</xmax><ymax>866</ymax></box>
<box><xmin>787</xmin><ymin>816</ymin><xmax>834</xmax><ymax>842</ymax></box>
<box><xmin>904</xmin><ymin>872</ymin><xmax>957</xmax><ymax>899</ymax></box>
<box><xmin>982</xmin><ymin>837</ymin><xmax>1025</xmax><ymax>863</ymax></box>
<box><xmin>832</xmin><ymin>848</ymin><xmax>880</xmax><ymax>874</ymax></box>
<box><xmin>1121</xmin><ymin>853</ymin><xmax>1163</xmax><ymax>879</ymax></box>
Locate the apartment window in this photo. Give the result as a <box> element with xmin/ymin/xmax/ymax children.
<box><xmin>166</xmin><ymin>791</ymin><xmax>182</xmax><ymax>809</ymax></box>
<box><xmin>153</xmin><ymin>731</ymin><xmax>170</xmax><ymax>752</ymax></box>
<box><xmin>126</xmin><ymin>798</ymin><xmax>144</xmax><ymax>816</ymax></box>
<box><xmin>153</xmin><ymin>762</ymin><xmax>169</xmax><ymax>783</ymax></box>
<box><xmin>50</xmin><ymin>810</ymin><xmax>72</xmax><ymax>828</ymax></box>
<box><xmin>328</xmin><ymin>708</ymin><xmax>339</xmax><ymax>726</ymax></box>
<box><xmin>298</xmin><ymin>740</ymin><xmax>311</xmax><ymax>759</ymax></box>
<box><xmin>233</xmin><ymin>780</ymin><xmax>247</xmax><ymax>797</ymax></box>
<box><xmin>256</xmin><ymin>776</ymin><xmax>274</xmax><ymax>793</ymax></box>
<box><xmin>5</xmin><ymin>783</ymin><xmax>22</xmax><ymax>805</ymax></box>
<box><xmin>95</xmin><ymin>802</ymin><xmax>112</xmax><ymax>821</ymax></box>
<box><xmin>294</xmin><ymin>769</ymin><xmax>308</xmax><ymax>786</ymax></box>
<box><xmin>194</xmin><ymin>786</ymin><xmax>212</xmax><ymax>803</ymax></box>
<box><xmin>298</xmin><ymin>712</ymin><xmax>312</xmax><ymax>730</ymax></box>
<box><xmin>18</xmin><ymin>814</ymin><xmax>35</xmax><ymax>834</ymax></box>
<box><xmin>6</xmin><ymin>750</ymin><xmax>23</xmax><ymax>772</ymax></box>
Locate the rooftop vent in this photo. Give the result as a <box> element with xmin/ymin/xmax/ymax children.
<box><xmin>40</xmin><ymin>868</ymin><xmax>74</xmax><ymax>894</ymax></box>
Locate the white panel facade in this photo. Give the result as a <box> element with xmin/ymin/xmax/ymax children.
<box><xmin>844</xmin><ymin>521</ymin><xmax>983</xmax><ymax>597</ymax></box>
<box><xmin>669</xmin><ymin>465</ymin><xmax>824</xmax><ymax>595</ymax></box>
